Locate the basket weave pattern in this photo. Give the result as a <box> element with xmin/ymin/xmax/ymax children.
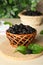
<box><xmin>6</xmin><ymin>31</ymin><xmax>36</xmax><ymax>47</ymax></box>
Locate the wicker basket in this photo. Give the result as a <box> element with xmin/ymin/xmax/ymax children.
<box><xmin>6</xmin><ymin>31</ymin><xmax>36</xmax><ymax>47</ymax></box>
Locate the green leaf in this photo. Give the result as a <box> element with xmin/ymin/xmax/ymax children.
<box><xmin>13</xmin><ymin>8</ymin><xmax>18</xmax><ymax>12</ymax></box>
<box><xmin>10</xmin><ymin>10</ymin><xmax>15</xmax><ymax>16</ymax></box>
<box><xmin>0</xmin><ymin>8</ymin><xmax>5</xmax><ymax>18</ymax></box>
<box><xmin>28</xmin><ymin>43</ymin><xmax>43</xmax><ymax>54</ymax></box>
<box><xmin>30</xmin><ymin>0</ymin><xmax>40</xmax><ymax>11</ymax></box>
<box><xmin>4</xmin><ymin>21</ymin><xmax>12</xmax><ymax>26</ymax></box>
<box><xmin>16</xmin><ymin>46</ymin><xmax>27</xmax><ymax>54</ymax></box>
<box><xmin>8</xmin><ymin>0</ymin><xmax>13</xmax><ymax>4</ymax></box>
<box><xmin>40</xmin><ymin>30</ymin><xmax>43</xmax><ymax>35</ymax></box>
<box><xmin>21</xmin><ymin>3</ymin><xmax>27</xmax><ymax>8</ymax></box>
<box><xmin>6</xmin><ymin>6</ymin><xmax>11</xmax><ymax>12</ymax></box>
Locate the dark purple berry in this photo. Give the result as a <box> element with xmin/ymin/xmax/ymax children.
<box><xmin>12</xmin><ymin>25</ymin><xmax>15</xmax><ymax>29</ymax></box>
<box><xmin>14</xmin><ymin>24</ymin><xmax>19</xmax><ymax>30</ymax></box>
<box><xmin>22</xmin><ymin>29</ymin><xmax>26</xmax><ymax>34</ymax></box>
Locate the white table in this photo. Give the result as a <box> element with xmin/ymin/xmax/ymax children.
<box><xmin>0</xmin><ymin>19</ymin><xmax>43</xmax><ymax>65</ymax></box>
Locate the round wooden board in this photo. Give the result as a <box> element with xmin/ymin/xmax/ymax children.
<box><xmin>0</xmin><ymin>35</ymin><xmax>43</xmax><ymax>61</ymax></box>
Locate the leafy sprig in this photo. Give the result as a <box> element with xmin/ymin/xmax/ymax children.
<box><xmin>0</xmin><ymin>0</ymin><xmax>40</xmax><ymax>18</ymax></box>
<box><xmin>4</xmin><ymin>21</ymin><xmax>12</xmax><ymax>26</ymax></box>
<box><xmin>40</xmin><ymin>30</ymin><xmax>43</xmax><ymax>35</ymax></box>
<box><xmin>15</xmin><ymin>43</ymin><xmax>43</xmax><ymax>54</ymax></box>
